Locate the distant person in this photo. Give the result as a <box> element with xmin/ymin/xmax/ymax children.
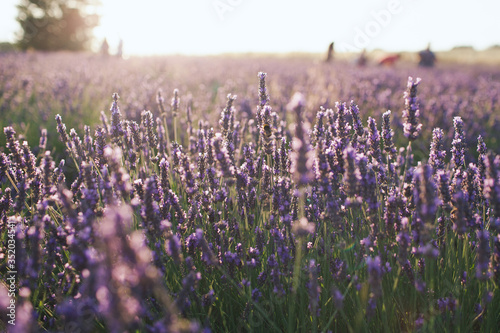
<box><xmin>418</xmin><ymin>44</ymin><xmax>436</xmax><ymax>67</ymax></box>
<box><xmin>325</xmin><ymin>42</ymin><xmax>334</xmax><ymax>62</ymax></box>
<box><xmin>116</xmin><ymin>39</ymin><xmax>123</xmax><ymax>58</ymax></box>
<box><xmin>378</xmin><ymin>53</ymin><xmax>400</xmax><ymax>66</ymax></box>
<box><xmin>356</xmin><ymin>49</ymin><xmax>368</xmax><ymax>67</ymax></box>
<box><xmin>100</xmin><ymin>38</ymin><xmax>109</xmax><ymax>56</ymax></box>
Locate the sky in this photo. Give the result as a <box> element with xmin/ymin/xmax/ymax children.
<box><xmin>1</xmin><ymin>0</ymin><xmax>499</xmax><ymax>56</ymax></box>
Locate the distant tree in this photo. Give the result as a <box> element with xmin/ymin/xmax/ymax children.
<box><xmin>16</xmin><ymin>0</ymin><xmax>100</xmax><ymax>51</ymax></box>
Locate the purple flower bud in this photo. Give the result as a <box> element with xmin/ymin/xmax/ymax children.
<box><xmin>142</xmin><ymin>110</ymin><xmax>157</xmax><ymax>149</ymax></box>
<box><xmin>171</xmin><ymin>89</ymin><xmax>180</xmax><ymax>116</ymax></box>
<box><xmin>257</xmin><ymin>72</ymin><xmax>269</xmax><ymax>108</ymax></box>
<box><xmin>39</xmin><ymin>128</ymin><xmax>47</xmax><ymax>151</ymax></box>
<box><xmin>451</xmin><ymin>116</ymin><xmax>466</xmax><ymax>170</ymax></box>
<box><xmin>55</xmin><ymin>115</ymin><xmax>70</xmax><ymax>147</ymax></box>
<box><xmin>414</xmin><ymin>164</ymin><xmax>440</xmax><ymax>224</ymax></box>
<box><xmin>367</xmin><ymin>117</ymin><xmax>382</xmax><ymax>165</ymax></box>
<box><xmin>402</xmin><ymin>77</ymin><xmax>422</xmax><ymax>141</ymax></box>
<box><xmin>366</xmin><ymin>256</ymin><xmax>383</xmax><ymax>299</ymax></box>
<box><xmin>382</xmin><ymin>110</ymin><xmax>397</xmax><ymax>160</ymax></box>
<box><xmin>429</xmin><ymin>128</ymin><xmax>446</xmax><ymax>173</ymax></box>
<box><xmin>109</xmin><ymin>93</ymin><xmax>124</xmax><ymax>142</ymax></box>
<box><xmin>94</xmin><ymin>127</ymin><xmax>107</xmax><ymax>168</ymax></box>
<box><xmin>219</xmin><ymin>93</ymin><xmax>236</xmax><ymax>142</ymax></box>
<box><xmin>289</xmin><ymin>93</ymin><xmax>314</xmax><ymax>188</ymax></box>
<box><xmin>307</xmin><ymin>259</ymin><xmax>321</xmax><ymax>317</ymax></box>
<box><xmin>476</xmin><ymin>229</ymin><xmax>492</xmax><ymax>280</ymax></box>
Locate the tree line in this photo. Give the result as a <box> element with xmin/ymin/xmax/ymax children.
<box><xmin>16</xmin><ymin>0</ymin><xmax>99</xmax><ymax>51</ymax></box>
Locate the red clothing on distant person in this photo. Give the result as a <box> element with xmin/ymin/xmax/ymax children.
<box><xmin>378</xmin><ymin>54</ymin><xmax>400</xmax><ymax>66</ymax></box>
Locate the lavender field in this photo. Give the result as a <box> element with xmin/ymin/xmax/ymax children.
<box><xmin>1</xmin><ymin>52</ymin><xmax>500</xmax><ymax>332</ymax></box>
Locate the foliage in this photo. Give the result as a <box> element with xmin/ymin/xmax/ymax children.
<box><xmin>0</xmin><ymin>43</ymin><xmax>19</xmax><ymax>53</ymax></box>
<box><xmin>16</xmin><ymin>0</ymin><xmax>99</xmax><ymax>51</ymax></box>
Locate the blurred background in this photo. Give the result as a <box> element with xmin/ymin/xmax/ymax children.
<box><xmin>0</xmin><ymin>0</ymin><xmax>499</xmax><ymax>62</ymax></box>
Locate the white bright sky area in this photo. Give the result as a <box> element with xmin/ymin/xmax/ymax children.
<box><xmin>1</xmin><ymin>0</ymin><xmax>499</xmax><ymax>56</ymax></box>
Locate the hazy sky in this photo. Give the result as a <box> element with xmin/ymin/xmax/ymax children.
<box><xmin>1</xmin><ymin>0</ymin><xmax>499</xmax><ymax>55</ymax></box>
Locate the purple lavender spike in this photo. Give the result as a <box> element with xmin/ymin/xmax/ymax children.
<box><xmin>402</xmin><ymin>77</ymin><xmax>422</xmax><ymax>141</ymax></box>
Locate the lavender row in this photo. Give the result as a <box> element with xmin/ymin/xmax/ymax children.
<box><xmin>0</xmin><ymin>69</ymin><xmax>499</xmax><ymax>332</ymax></box>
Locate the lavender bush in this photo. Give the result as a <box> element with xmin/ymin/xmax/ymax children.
<box><xmin>1</xmin><ymin>53</ymin><xmax>500</xmax><ymax>332</ymax></box>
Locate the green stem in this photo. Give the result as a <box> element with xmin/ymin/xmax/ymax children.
<box><xmin>163</xmin><ymin>115</ymin><xmax>171</xmax><ymax>157</ymax></box>
<box><xmin>174</xmin><ymin>116</ymin><xmax>178</xmax><ymax>144</ymax></box>
<box><xmin>289</xmin><ymin>238</ymin><xmax>303</xmax><ymax>333</ymax></box>
<box><xmin>267</xmin><ymin>153</ymin><xmax>274</xmax><ymax>212</ymax></box>
<box><xmin>6</xmin><ymin>171</ymin><xmax>19</xmax><ymax>193</ymax></box>
<box><xmin>399</xmin><ymin>141</ymin><xmax>412</xmax><ymax>193</ymax></box>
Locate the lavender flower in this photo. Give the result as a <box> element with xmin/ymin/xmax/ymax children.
<box><xmin>477</xmin><ymin>135</ymin><xmax>487</xmax><ymax>181</ymax></box>
<box><xmin>350</xmin><ymin>101</ymin><xmax>366</xmax><ymax>152</ymax></box>
<box><xmin>414</xmin><ymin>164</ymin><xmax>440</xmax><ymax>224</ymax></box>
<box><xmin>367</xmin><ymin>117</ymin><xmax>382</xmax><ymax>165</ymax></box>
<box><xmin>197</xmin><ymin>126</ymin><xmax>206</xmax><ymax>156</ymax></box>
<box><xmin>142</xmin><ymin>110</ymin><xmax>158</xmax><ymax>149</ymax></box>
<box><xmin>180</xmin><ymin>154</ymin><xmax>198</xmax><ymax>196</ymax></box>
<box><xmin>260</xmin><ymin>105</ymin><xmax>275</xmax><ymax>155</ymax></box>
<box><xmin>258</xmin><ymin>72</ymin><xmax>269</xmax><ymax>107</ymax></box>
<box><xmin>476</xmin><ymin>229</ymin><xmax>491</xmax><ymax>281</ymax></box>
<box><xmin>165</xmin><ymin>232</ymin><xmax>182</xmax><ymax>264</ymax></box>
<box><xmin>366</xmin><ymin>256</ymin><xmax>383</xmax><ymax>312</ymax></box>
<box><xmin>307</xmin><ymin>259</ymin><xmax>321</xmax><ymax>317</ymax></box>
<box><xmin>156</xmin><ymin>117</ymin><xmax>167</xmax><ymax>158</ymax></box>
<box><xmin>171</xmin><ymin>88</ymin><xmax>180</xmax><ymax>117</ymax></box>
<box><xmin>0</xmin><ymin>187</ymin><xmax>12</xmax><ymax>218</ymax></box>
<box><xmin>436</xmin><ymin>170</ymin><xmax>452</xmax><ymax>207</ymax></box>
<box><xmin>492</xmin><ymin>234</ymin><xmax>500</xmax><ymax>283</ymax></box>
<box><xmin>94</xmin><ymin>126</ymin><xmax>107</xmax><ymax>168</ymax></box>
<box><xmin>437</xmin><ymin>297</ymin><xmax>458</xmax><ymax>314</ymax></box>
<box><xmin>202</xmin><ymin>289</ymin><xmax>216</xmax><ymax>307</ymax></box>
<box><xmin>384</xmin><ymin>189</ymin><xmax>401</xmax><ymax>237</ymax></box>
<box><xmin>195</xmin><ymin>228</ymin><xmax>218</xmax><ymax>266</ymax></box>
<box><xmin>396</xmin><ymin>228</ymin><xmax>412</xmax><ymax>268</ymax></box>
<box><xmin>219</xmin><ymin>93</ymin><xmax>236</xmax><ymax>142</ymax></box>
<box><xmin>429</xmin><ymin>128</ymin><xmax>446</xmax><ymax>173</ymax></box>
<box><xmin>128</xmin><ymin>121</ymin><xmax>142</xmax><ymax>149</ymax></box>
<box><xmin>39</xmin><ymin>128</ymin><xmax>47</xmax><ymax>151</ymax></box>
<box><xmin>95</xmin><ymin>205</ymin><xmax>192</xmax><ymax>332</ymax></box>
<box><xmin>213</xmin><ymin>133</ymin><xmax>235</xmax><ymax>182</ymax></box>
<box><xmin>451</xmin><ymin>188</ymin><xmax>469</xmax><ymax>235</ymax></box>
<box><xmin>335</xmin><ymin>101</ymin><xmax>351</xmax><ymax>149</ymax></box>
<box><xmin>70</xmin><ymin>128</ymin><xmax>86</xmax><ymax>164</ymax></box>
<box><xmin>84</xmin><ymin>125</ymin><xmax>94</xmax><ymax>156</ymax></box>
<box><xmin>381</xmin><ymin>110</ymin><xmax>397</xmax><ymax>160</ymax></box>
<box><xmin>483</xmin><ymin>154</ymin><xmax>500</xmax><ymax>222</ymax></box>
<box><xmin>157</xmin><ymin>89</ymin><xmax>166</xmax><ymax>115</ymax></box>
<box><xmin>14</xmin><ymin>176</ymin><xmax>27</xmax><ymax>214</ymax></box>
<box><xmin>312</xmin><ymin>107</ymin><xmax>327</xmax><ymax>146</ymax></box>
<box><xmin>100</xmin><ymin>110</ymin><xmax>110</xmax><ymax>135</ymax></box>
<box><xmin>358</xmin><ymin>154</ymin><xmax>379</xmax><ymax>214</ymax></box>
<box><xmin>109</xmin><ymin>93</ymin><xmax>124</xmax><ymax>142</ymax></box>
<box><xmin>451</xmin><ymin>116</ymin><xmax>466</xmax><ymax>170</ymax></box>
<box><xmin>257</xmin><ymin>72</ymin><xmax>270</xmax><ymax>129</ymax></box>
<box><xmin>55</xmin><ymin>114</ymin><xmax>70</xmax><ymax>147</ymax></box>
<box><xmin>343</xmin><ymin>146</ymin><xmax>360</xmax><ymax>201</ymax></box>
<box><xmin>288</xmin><ymin>93</ymin><xmax>314</xmax><ymax>188</ymax></box>
<box><xmin>22</xmin><ymin>140</ymin><xmax>36</xmax><ymax>180</ymax></box>
<box><xmin>402</xmin><ymin>77</ymin><xmax>422</xmax><ymax>141</ymax></box>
